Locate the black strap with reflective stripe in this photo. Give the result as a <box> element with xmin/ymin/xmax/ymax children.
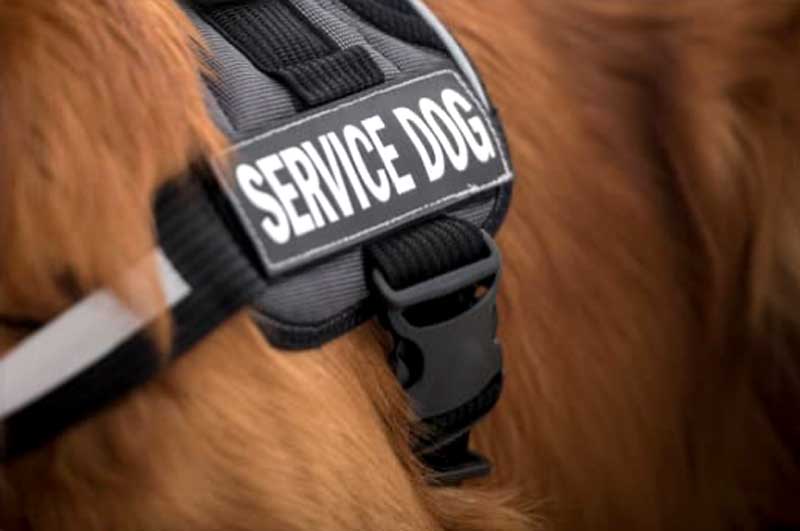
<box><xmin>1</xmin><ymin>180</ymin><xmax>267</xmax><ymax>461</ymax></box>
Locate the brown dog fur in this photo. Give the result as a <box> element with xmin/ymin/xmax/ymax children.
<box><xmin>2</xmin><ymin>1</ymin><xmax>799</xmax><ymax>530</ymax></box>
<box><xmin>427</xmin><ymin>1</ymin><xmax>800</xmax><ymax>529</ymax></box>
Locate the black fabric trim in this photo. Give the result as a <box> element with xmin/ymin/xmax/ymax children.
<box><xmin>251</xmin><ymin>298</ymin><xmax>376</xmax><ymax>350</ymax></box>
<box><xmin>338</xmin><ymin>0</ymin><xmax>447</xmax><ymax>52</ymax></box>
<box><xmin>485</xmin><ymin>183</ymin><xmax>513</xmax><ymax>235</ymax></box>
<box><xmin>482</xmin><ymin>110</ymin><xmax>516</xmax><ymax>234</ymax></box>
<box><xmin>197</xmin><ymin>0</ymin><xmax>385</xmax><ymax>107</ymax></box>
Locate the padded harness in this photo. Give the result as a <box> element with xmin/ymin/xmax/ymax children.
<box><xmin>0</xmin><ymin>0</ymin><xmax>514</xmax><ymax>486</ymax></box>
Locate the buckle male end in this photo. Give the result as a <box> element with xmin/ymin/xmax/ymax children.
<box><xmin>373</xmin><ymin>230</ymin><xmax>503</xmax><ymax>484</ymax></box>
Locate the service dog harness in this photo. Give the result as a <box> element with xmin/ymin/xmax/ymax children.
<box><xmin>0</xmin><ymin>0</ymin><xmax>514</xmax><ymax>485</ymax></box>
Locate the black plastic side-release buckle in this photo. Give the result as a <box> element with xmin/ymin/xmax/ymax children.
<box><xmin>373</xmin><ymin>230</ymin><xmax>503</xmax><ymax>486</ymax></box>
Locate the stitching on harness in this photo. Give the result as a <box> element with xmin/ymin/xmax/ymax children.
<box><xmin>217</xmin><ymin>69</ymin><xmax>513</xmax><ymax>273</ymax></box>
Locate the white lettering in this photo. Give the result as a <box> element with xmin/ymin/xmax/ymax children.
<box><xmin>441</xmin><ymin>89</ymin><xmax>496</xmax><ymax>163</ymax></box>
<box><xmin>255</xmin><ymin>154</ymin><xmax>315</xmax><ymax>238</ymax></box>
<box><xmin>343</xmin><ymin>124</ymin><xmax>391</xmax><ymax>203</ymax></box>
<box><xmin>362</xmin><ymin>115</ymin><xmax>416</xmax><ymax>195</ymax></box>
<box><xmin>235</xmin><ymin>163</ymin><xmax>291</xmax><ymax>245</ymax></box>
<box><xmin>280</xmin><ymin>146</ymin><xmax>340</xmax><ymax>228</ymax></box>
<box><xmin>236</xmin><ymin>83</ymin><xmax>501</xmax><ymax>248</ymax></box>
<box><xmin>327</xmin><ymin>132</ymin><xmax>372</xmax><ymax>211</ymax></box>
<box><xmin>302</xmin><ymin>138</ymin><xmax>355</xmax><ymax>218</ymax></box>
<box><xmin>420</xmin><ymin>97</ymin><xmax>469</xmax><ymax>172</ymax></box>
<box><xmin>394</xmin><ymin>107</ymin><xmax>445</xmax><ymax>182</ymax></box>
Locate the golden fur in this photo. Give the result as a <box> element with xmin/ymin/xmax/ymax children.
<box><xmin>2</xmin><ymin>1</ymin><xmax>799</xmax><ymax>529</ymax></box>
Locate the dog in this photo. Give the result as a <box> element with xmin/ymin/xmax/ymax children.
<box><xmin>2</xmin><ymin>1</ymin><xmax>799</xmax><ymax>530</ymax></box>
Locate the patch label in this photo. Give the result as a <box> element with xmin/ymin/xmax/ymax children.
<box><xmin>217</xmin><ymin>69</ymin><xmax>512</xmax><ymax>275</ymax></box>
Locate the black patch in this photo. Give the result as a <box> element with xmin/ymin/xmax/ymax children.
<box><xmin>215</xmin><ymin>70</ymin><xmax>512</xmax><ymax>276</ymax></box>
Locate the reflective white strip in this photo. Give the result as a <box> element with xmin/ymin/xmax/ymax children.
<box><xmin>406</xmin><ymin>0</ymin><xmax>491</xmax><ymax>109</ymax></box>
<box><xmin>0</xmin><ymin>250</ymin><xmax>190</xmax><ymax>420</ymax></box>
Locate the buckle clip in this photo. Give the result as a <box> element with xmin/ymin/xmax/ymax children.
<box><xmin>423</xmin><ymin>433</ymin><xmax>493</xmax><ymax>486</ymax></box>
<box><xmin>373</xmin><ymin>230</ymin><xmax>503</xmax><ymax>484</ymax></box>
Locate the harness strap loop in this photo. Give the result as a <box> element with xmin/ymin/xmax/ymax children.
<box><xmin>195</xmin><ymin>0</ymin><xmax>385</xmax><ymax>107</ymax></box>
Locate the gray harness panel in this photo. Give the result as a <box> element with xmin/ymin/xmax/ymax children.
<box><xmin>183</xmin><ymin>0</ymin><xmax>513</xmax><ymax>348</ymax></box>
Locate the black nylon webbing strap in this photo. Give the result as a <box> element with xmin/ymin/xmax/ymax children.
<box><xmin>1</xmin><ymin>180</ymin><xmax>266</xmax><ymax>460</ymax></box>
<box><xmin>155</xmin><ymin>181</ymin><xmax>268</xmax><ymax>353</ymax></box>
<box><xmin>196</xmin><ymin>0</ymin><xmax>385</xmax><ymax>108</ymax></box>
<box><xmin>368</xmin><ymin>217</ymin><xmax>490</xmax><ymax>291</ymax></box>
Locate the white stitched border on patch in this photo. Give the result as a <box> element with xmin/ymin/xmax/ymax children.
<box><xmin>215</xmin><ymin>69</ymin><xmax>512</xmax><ymax>274</ymax></box>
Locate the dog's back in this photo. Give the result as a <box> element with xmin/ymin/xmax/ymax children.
<box><xmin>434</xmin><ymin>1</ymin><xmax>800</xmax><ymax>528</ymax></box>
<box><xmin>2</xmin><ymin>1</ymin><xmax>800</xmax><ymax>530</ymax></box>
